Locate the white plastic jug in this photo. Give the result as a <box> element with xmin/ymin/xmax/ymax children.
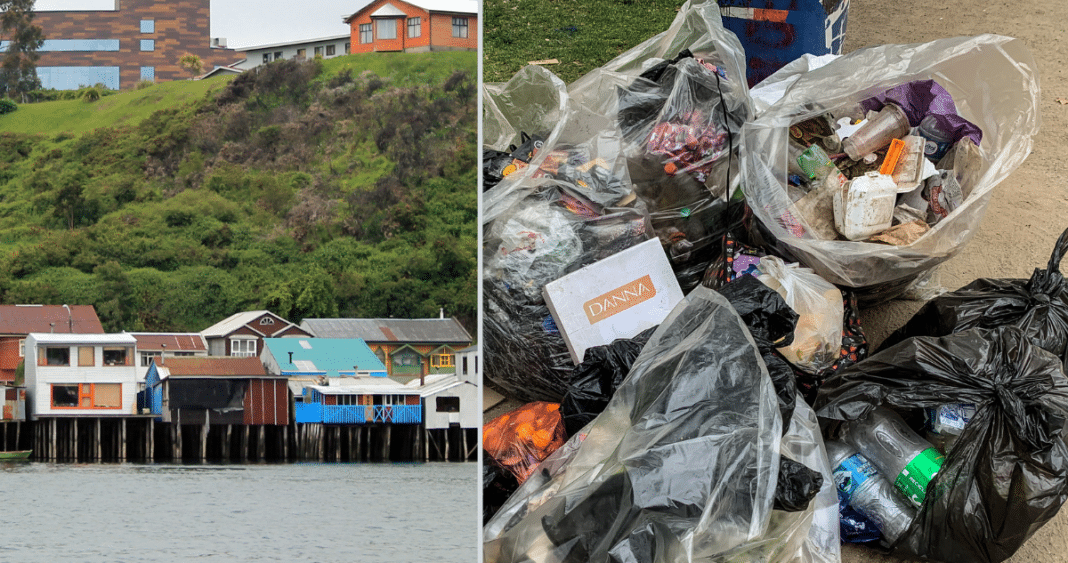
<box><xmin>833</xmin><ymin>172</ymin><xmax>897</xmax><ymax>241</ymax></box>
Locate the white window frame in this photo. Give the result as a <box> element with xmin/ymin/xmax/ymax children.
<box><xmin>19</xmin><ymin>338</ymin><xmax>25</xmax><ymax>357</ymax></box>
<box><xmin>376</xmin><ymin>18</ymin><xmax>397</xmax><ymax>40</ymax></box>
<box><xmin>407</xmin><ymin>17</ymin><xmax>421</xmax><ymax>38</ymax></box>
<box><xmin>231</xmin><ymin>338</ymin><xmax>257</xmax><ymax>357</ymax></box>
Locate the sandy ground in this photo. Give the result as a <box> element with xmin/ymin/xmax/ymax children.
<box><xmin>482</xmin><ymin>0</ymin><xmax>1068</xmax><ymax>560</ymax></box>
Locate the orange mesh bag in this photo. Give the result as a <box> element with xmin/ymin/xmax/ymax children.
<box><xmin>484</xmin><ymin>402</ymin><xmax>568</xmax><ymax>484</ymax></box>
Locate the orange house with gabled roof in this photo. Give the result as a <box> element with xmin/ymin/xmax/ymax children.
<box><xmin>343</xmin><ymin>0</ymin><xmax>477</xmax><ymax>54</ymax></box>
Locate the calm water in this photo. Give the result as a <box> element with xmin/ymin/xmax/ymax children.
<box><xmin>0</xmin><ymin>461</ymin><xmax>477</xmax><ymax>562</ymax></box>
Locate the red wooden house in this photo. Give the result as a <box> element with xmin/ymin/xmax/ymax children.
<box><xmin>343</xmin><ymin>0</ymin><xmax>477</xmax><ymax>54</ymax></box>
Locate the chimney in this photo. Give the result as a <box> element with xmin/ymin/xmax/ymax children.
<box><xmin>161</xmin><ymin>344</ymin><xmax>166</xmax><ymax>365</ymax></box>
<box><xmin>288</xmin><ymin>351</ymin><xmax>293</xmax><ymax>364</ymax></box>
<box><xmin>64</xmin><ymin>304</ymin><xmax>72</xmax><ymax>332</ymax></box>
<box><xmin>50</xmin><ymin>322</ymin><xmax>55</xmax><ymax>333</ymax></box>
<box><xmin>439</xmin><ymin>307</ymin><xmax>444</xmax><ymax>319</ymax></box>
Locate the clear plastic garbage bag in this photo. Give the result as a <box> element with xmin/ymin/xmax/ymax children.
<box><xmin>483</xmin><ymin>287</ymin><xmax>840</xmax><ymax>563</ymax></box>
<box><xmin>481</xmin><ymin>0</ymin><xmax>753</xmax><ymax>401</ymax></box>
<box><xmin>740</xmin><ymin>34</ymin><xmax>1039</xmax><ymax>301</ymax></box>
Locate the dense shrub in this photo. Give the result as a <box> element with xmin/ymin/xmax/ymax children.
<box><xmin>0</xmin><ymin>98</ymin><xmax>17</xmax><ymax>114</ymax></box>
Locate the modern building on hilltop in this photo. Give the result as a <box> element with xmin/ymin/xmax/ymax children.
<box><xmin>0</xmin><ymin>305</ymin><xmax>104</xmax><ymax>383</ymax></box>
<box><xmin>299</xmin><ymin>317</ymin><xmax>472</xmax><ymax>383</ymax></box>
<box><xmin>343</xmin><ymin>0</ymin><xmax>477</xmax><ymax>54</ymax></box>
<box><xmin>12</xmin><ymin>0</ymin><xmax>234</xmax><ymax>90</ymax></box>
<box><xmin>232</xmin><ymin>34</ymin><xmax>351</xmax><ymax>71</ymax></box>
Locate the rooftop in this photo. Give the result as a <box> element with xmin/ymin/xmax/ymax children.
<box><xmin>299</xmin><ymin>318</ymin><xmax>472</xmax><ymax>344</ymax></box>
<box><xmin>0</xmin><ymin>305</ymin><xmax>104</xmax><ymax>336</ymax></box>
<box><xmin>155</xmin><ymin>356</ymin><xmax>270</xmax><ymax>378</ymax></box>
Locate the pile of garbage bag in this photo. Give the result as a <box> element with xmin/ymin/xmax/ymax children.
<box><xmin>484</xmin><ymin>287</ymin><xmax>840</xmax><ymax>563</ymax></box>
<box><xmin>482</xmin><ymin>0</ymin><xmax>751</xmax><ymax>402</ymax></box>
<box><xmin>481</xmin><ymin>3</ymin><xmax>1059</xmax><ymax>562</ymax></box>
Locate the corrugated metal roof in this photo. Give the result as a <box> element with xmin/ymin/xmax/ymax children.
<box><xmin>299</xmin><ymin>318</ymin><xmax>472</xmax><ymax>344</ymax></box>
<box><xmin>201</xmin><ymin>311</ymin><xmax>270</xmax><ymax>337</ymax></box>
<box><xmin>306</xmin><ymin>380</ymin><xmax>414</xmax><ymax>394</ymax></box>
<box><xmin>0</xmin><ymin>305</ymin><xmax>104</xmax><ymax>335</ymax></box>
<box><xmin>157</xmin><ymin>356</ymin><xmax>269</xmax><ymax>378</ymax></box>
<box><xmin>127</xmin><ymin>332</ymin><xmax>207</xmax><ymax>352</ymax></box>
<box><xmin>262</xmin><ymin>338</ymin><xmax>388</xmax><ymax>377</ymax></box>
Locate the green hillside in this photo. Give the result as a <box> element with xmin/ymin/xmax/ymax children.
<box><xmin>0</xmin><ymin>52</ymin><xmax>477</xmax><ymax>334</ymax></box>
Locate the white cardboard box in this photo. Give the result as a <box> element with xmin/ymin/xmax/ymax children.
<box><xmin>543</xmin><ymin>238</ymin><xmax>684</xmax><ymax>364</ymax></box>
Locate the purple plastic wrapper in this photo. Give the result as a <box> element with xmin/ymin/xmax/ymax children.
<box><xmin>860</xmin><ymin>80</ymin><xmax>982</xmax><ymax>148</ymax></box>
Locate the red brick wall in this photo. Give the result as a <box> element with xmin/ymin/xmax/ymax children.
<box><xmin>428</xmin><ymin>12</ymin><xmax>476</xmax><ymax>51</ymax></box>
<box><xmin>348</xmin><ymin>0</ymin><xmax>475</xmax><ymax>53</ymax></box>
<box><xmin>32</xmin><ymin>0</ymin><xmax>235</xmax><ymax>90</ymax></box>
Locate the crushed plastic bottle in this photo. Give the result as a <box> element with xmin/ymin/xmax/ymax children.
<box><xmin>827</xmin><ymin>440</ymin><xmax>916</xmax><ymax>544</ymax></box>
<box><xmin>841</xmin><ymin>407</ymin><xmax>945</xmax><ymax>508</ymax></box>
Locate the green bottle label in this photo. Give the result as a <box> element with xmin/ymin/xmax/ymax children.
<box><xmin>895</xmin><ymin>447</ymin><xmax>944</xmax><ymax>507</ymax></box>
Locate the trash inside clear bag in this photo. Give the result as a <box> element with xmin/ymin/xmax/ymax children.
<box><xmin>740</xmin><ymin>35</ymin><xmax>1039</xmax><ymax>298</ymax></box>
<box><xmin>484</xmin><ymin>287</ymin><xmax>840</xmax><ymax>563</ymax></box>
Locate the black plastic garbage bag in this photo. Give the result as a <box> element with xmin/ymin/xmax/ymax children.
<box><xmin>560</xmin><ymin>276</ymin><xmax>799</xmax><ymax>438</ymax></box>
<box><xmin>719</xmin><ymin>275</ymin><xmax>800</xmax><ymax>432</ymax></box>
<box><xmin>484</xmin><ymin>287</ymin><xmax>840</xmax><ymax>563</ymax></box>
<box><xmin>882</xmin><ymin>227</ymin><xmax>1068</xmax><ymax>370</ymax></box>
<box><xmin>484</xmin><ymin>455</ymin><xmax>520</xmax><ymax>525</ymax></box>
<box><xmin>775</xmin><ymin>457</ymin><xmax>824</xmax><ymax>513</ymax></box>
<box><xmin>560</xmin><ymin>327</ymin><xmax>656</xmax><ymax>437</ymax></box>
<box><xmin>816</xmin><ymin>326</ymin><xmax>1068</xmax><ymax>563</ymax></box>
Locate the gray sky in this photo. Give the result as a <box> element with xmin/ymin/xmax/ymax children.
<box><xmin>34</xmin><ymin>0</ymin><xmax>371</xmax><ymax>50</ymax></box>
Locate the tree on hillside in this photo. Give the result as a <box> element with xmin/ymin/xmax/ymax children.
<box><xmin>177</xmin><ymin>53</ymin><xmax>203</xmax><ymax>78</ymax></box>
<box><xmin>0</xmin><ymin>0</ymin><xmax>44</xmax><ymax>101</ymax></box>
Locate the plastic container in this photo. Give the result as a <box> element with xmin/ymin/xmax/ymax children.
<box><xmin>833</xmin><ymin>171</ymin><xmax>897</xmax><ymax>241</ymax></box>
<box><xmin>917</xmin><ymin>114</ymin><xmax>954</xmax><ymax>161</ymax></box>
<box><xmin>841</xmin><ymin>407</ymin><xmax>945</xmax><ymax>508</ymax></box>
<box><xmin>842</xmin><ymin>103</ymin><xmax>910</xmax><ymax>161</ymax></box>
<box><xmin>827</xmin><ymin>440</ymin><xmax>917</xmax><ymax>543</ymax></box>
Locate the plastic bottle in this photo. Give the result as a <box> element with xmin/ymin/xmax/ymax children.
<box><xmin>841</xmin><ymin>407</ymin><xmax>945</xmax><ymax>508</ymax></box>
<box><xmin>826</xmin><ymin>440</ymin><xmax>916</xmax><ymax>543</ymax></box>
<box><xmin>916</xmin><ymin>114</ymin><xmax>953</xmax><ymax>161</ymax></box>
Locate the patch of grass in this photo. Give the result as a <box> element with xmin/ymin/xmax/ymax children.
<box><xmin>484</xmin><ymin>0</ymin><xmax>686</xmax><ymax>84</ymax></box>
<box><xmin>0</xmin><ymin>77</ymin><xmax>232</xmax><ymax>135</ymax></box>
<box><xmin>319</xmin><ymin>51</ymin><xmax>476</xmax><ymax>87</ymax></box>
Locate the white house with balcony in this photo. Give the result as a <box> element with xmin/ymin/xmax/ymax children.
<box><xmin>24</xmin><ymin>333</ymin><xmax>139</xmax><ymax>419</ymax></box>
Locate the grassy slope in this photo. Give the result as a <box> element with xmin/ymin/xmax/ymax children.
<box><xmin>0</xmin><ymin>51</ymin><xmax>475</xmax><ymax>136</ymax></box>
<box><xmin>0</xmin><ymin>50</ymin><xmax>478</xmax><ymax>332</ymax></box>
<box><xmin>482</xmin><ymin>0</ymin><xmax>684</xmax><ymax>84</ymax></box>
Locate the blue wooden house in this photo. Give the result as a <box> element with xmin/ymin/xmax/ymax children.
<box><xmin>260</xmin><ymin>338</ymin><xmax>420</xmax><ymax>425</ymax></box>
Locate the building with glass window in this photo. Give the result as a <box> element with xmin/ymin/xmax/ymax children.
<box><xmin>230</xmin><ymin>34</ymin><xmax>352</xmax><ymax>71</ymax></box>
<box><xmin>18</xmin><ymin>0</ymin><xmax>234</xmax><ymax>90</ymax></box>
<box><xmin>23</xmin><ymin>333</ymin><xmax>139</xmax><ymax>419</ymax></box>
<box><xmin>343</xmin><ymin>0</ymin><xmax>477</xmax><ymax>54</ymax></box>
<box><xmin>298</xmin><ymin>317</ymin><xmax>473</xmax><ymax>384</ymax></box>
